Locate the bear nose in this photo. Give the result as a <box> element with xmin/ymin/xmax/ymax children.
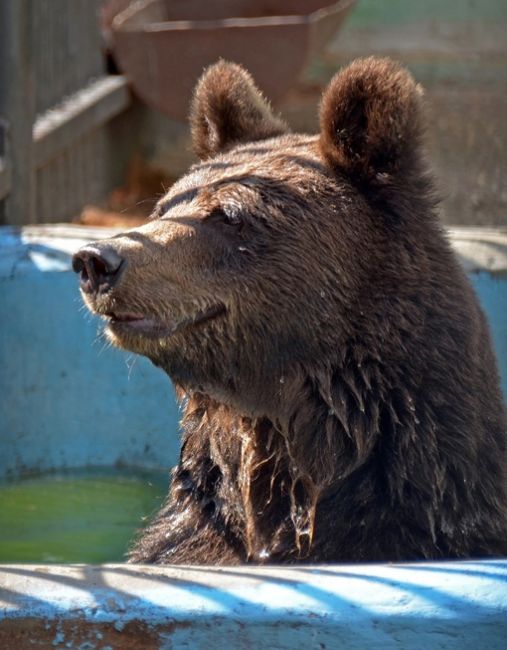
<box><xmin>72</xmin><ymin>245</ymin><xmax>124</xmax><ymax>294</ymax></box>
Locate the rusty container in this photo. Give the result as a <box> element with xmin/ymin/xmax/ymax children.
<box><xmin>109</xmin><ymin>0</ymin><xmax>356</xmax><ymax>120</ymax></box>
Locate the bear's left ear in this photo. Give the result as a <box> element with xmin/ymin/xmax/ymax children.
<box><xmin>319</xmin><ymin>57</ymin><xmax>424</xmax><ymax>185</ymax></box>
<box><xmin>190</xmin><ymin>60</ymin><xmax>288</xmax><ymax>160</ymax></box>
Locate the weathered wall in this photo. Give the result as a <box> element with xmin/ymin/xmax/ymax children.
<box><xmin>0</xmin><ymin>1</ymin><xmax>133</xmax><ymax>225</ymax></box>
<box><xmin>2</xmin><ymin>1</ymin><xmax>505</xmax><ymax>226</ymax></box>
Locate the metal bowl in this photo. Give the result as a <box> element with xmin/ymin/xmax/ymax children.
<box><xmin>110</xmin><ymin>0</ymin><xmax>356</xmax><ymax>120</ymax></box>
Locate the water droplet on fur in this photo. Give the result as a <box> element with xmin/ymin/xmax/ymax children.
<box><xmin>329</xmin><ymin>408</ymin><xmax>335</xmax><ymax>416</ymax></box>
<box><xmin>414</xmin><ymin>416</ymin><xmax>420</xmax><ymax>424</ymax></box>
<box><xmin>258</xmin><ymin>548</ymin><xmax>270</xmax><ymax>559</ymax></box>
<box><xmin>320</xmin><ymin>290</ymin><xmax>326</xmax><ymax>298</ymax></box>
<box><xmin>279</xmin><ymin>377</ymin><xmax>285</xmax><ymax>384</ymax></box>
<box><xmin>238</xmin><ymin>246</ymin><xmax>247</xmax><ymax>252</ymax></box>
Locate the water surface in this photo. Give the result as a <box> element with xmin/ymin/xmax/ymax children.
<box><xmin>0</xmin><ymin>467</ymin><xmax>169</xmax><ymax>563</ymax></box>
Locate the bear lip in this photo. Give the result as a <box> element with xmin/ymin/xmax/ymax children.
<box><xmin>104</xmin><ymin>304</ymin><xmax>225</xmax><ymax>339</ymax></box>
<box><xmin>106</xmin><ymin>312</ymin><xmax>145</xmax><ymax>323</ymax></box>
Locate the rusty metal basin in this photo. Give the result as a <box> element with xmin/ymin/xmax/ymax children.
<box><xmin>109</xmin><ymin>0</ymin><xmax>356</xmax><ymax>120</ymax></box>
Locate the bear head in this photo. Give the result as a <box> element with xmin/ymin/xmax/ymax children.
<box><xmin>73</xmin><ymin>57</ymin><xmax>432</xmax><ymax>422</ymax></box>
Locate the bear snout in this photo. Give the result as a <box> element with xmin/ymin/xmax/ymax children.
<box><xmin>72</xmin><ymin>244</ymin><xmax>125</xmax><ymax>295</ymax></box>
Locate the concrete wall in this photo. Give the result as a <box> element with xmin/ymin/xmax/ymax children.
<box><xmin>1</xmin><ymin>562</ymin><xmax>506</xmax><ymax>649</ymax></box>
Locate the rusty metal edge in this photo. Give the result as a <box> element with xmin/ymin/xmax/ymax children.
<box><xmin>112</xmin><ymin>0</ymin><xmax>356</xmax><ymax>32</ymax></box>
<box><xmin>0</xmin><ymin>562</ymin><xmax>506</xmax><ymax>649</ymax></box>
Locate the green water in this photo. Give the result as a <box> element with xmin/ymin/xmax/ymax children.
<box><xmin>0</xmin><ymin>467</ymin><xmax>169</xmax><ymax>563</ymax></box>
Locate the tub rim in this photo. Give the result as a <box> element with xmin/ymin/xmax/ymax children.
<box><xmin>1</xmin><ymin>223</ymin><xmax>506</xmax><ymax>277</ymax></box>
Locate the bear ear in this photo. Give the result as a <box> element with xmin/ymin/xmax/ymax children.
<box><xmin>319</xmin><ymin>57</ymin><xmax>423</xmax><ymax>184</ymax></box>
<box><xmin>190</xmin><ymin>60</ymin><xmax>288</xmax><ymax>160</ymax></box>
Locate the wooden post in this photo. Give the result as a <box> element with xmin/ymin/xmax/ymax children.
<box><xmin>0</xmin><ymin>0</ymin><xmax>36</xmax><ymax>225</ymax></box>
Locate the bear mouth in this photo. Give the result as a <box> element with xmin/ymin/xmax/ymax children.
<box><xmin>104</xmin><ymin>303</ymin><xmax>225</xmax><ymax>339</ymax></box>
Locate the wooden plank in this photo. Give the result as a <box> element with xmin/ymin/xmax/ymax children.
<box><xmin>0</xmin><ymin>157</ymin><xmax>11</xmax><ymax>201</ymax></box>
<box><xmin>0</xmin><ymin>120</ymin><xmax>10</xmax><ymax>201</ymax></box>
<box><xmin>32</xmin><ymin>0</ymin><xmax>104</xmax><ymax>115</ymax></box>
<box><xmin>0</xmin><ymin>0</ymin><xmax>36</xmax><ymax>224</ymax></box>
<box><xmin>33</xmin><ymin>76</ymin><xmax>131</xmax><ymax>169</ymax></box>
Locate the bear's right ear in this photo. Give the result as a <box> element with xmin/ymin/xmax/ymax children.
<box><xmin>190</xmin><ymin>60</ymin><xmax>288</xmax><ymax>160</ymax></box>
<box><xmin>319</xmin><ymin>57</ymin><xmax>423</xmax><ymax>185</ymax></box>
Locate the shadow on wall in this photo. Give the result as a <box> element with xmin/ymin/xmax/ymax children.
<box><xmin>0</xmin><ymin>561</ymin><xmax>506</xmax><ymax>648</ymax></box>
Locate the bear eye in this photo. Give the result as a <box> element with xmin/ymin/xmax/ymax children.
<box><xmin>152</xmin><ymin>202</ymin><xmax>167</xmax><ymax>220</ymax></box>
<box><xmin>208</xmin><ymin>206</ymin><xmax>243</xmax><ymax>228</ymax></box>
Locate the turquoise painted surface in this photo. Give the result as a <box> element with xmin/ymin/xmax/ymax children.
<box><xmin>470</xmin><ymin>272</ymin><xmax>507</xmax><ymax>397</ymax></box>
<box><xmin>0</xmin><ymin>269</ymin><xmax>181</xmax><ymax>478</ymax></box>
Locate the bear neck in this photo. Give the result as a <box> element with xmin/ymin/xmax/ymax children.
<box><xmin>175</xmin><ymin>345</ymin><xmax>419</xmax><ymax>560</ymax></box>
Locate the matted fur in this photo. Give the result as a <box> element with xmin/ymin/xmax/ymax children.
<box><xmin>76</xmin><ymin>58</ymin><xmax>507</xmax><ymax>564</ymax></box>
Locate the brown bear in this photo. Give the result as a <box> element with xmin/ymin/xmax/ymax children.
<box><xmin>73</xmin><ymin>57</ymin><xmax>507</xmax><ymax>564</ymax></box>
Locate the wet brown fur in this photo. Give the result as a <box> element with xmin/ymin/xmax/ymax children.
<box><xmin>80</xmin><ymin>57</ymin><xmax>507</xmax><ymax>564</ymax></box>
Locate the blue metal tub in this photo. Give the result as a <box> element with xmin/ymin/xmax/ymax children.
<box><xmin>0</xmin><ymin>224</ymin><xmax>506</xmax><ymax>648</ymax></box>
